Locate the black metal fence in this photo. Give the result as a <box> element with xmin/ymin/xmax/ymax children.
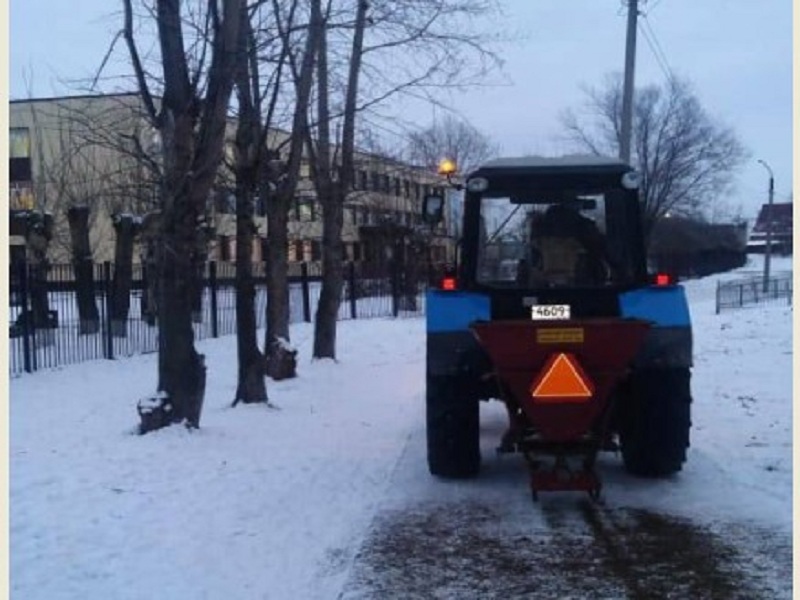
<box><xmin>8</xmin><ymin>261</ymin><xmax>429</xmax><ymax>376</ymax></box>
<box><xmin>715</xmin><ymin>272</ymin><xmax>793</xmax><ymax>314</ymax></box>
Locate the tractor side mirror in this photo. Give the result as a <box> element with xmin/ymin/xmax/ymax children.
<box><xmin>422</xmin><ymin>194</ymin><xmax>445</xmax><ymax>225</ymax></box>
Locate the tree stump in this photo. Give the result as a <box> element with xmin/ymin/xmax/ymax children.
<box><xmin>265</xmin><ymin>339</ymin><xmax>297</xmax><ymax>381</ymax></box>
<box><xmin>137</xmin><ymin>354</ymin><xmax>207</xmax><ymax>433</ymax></box>
<box><xmin>137</xmin><ymin>393</ymin><xmax>175</xmax><ymax>434</ymax></box>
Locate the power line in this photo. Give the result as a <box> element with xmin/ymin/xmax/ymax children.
<box><xmin>639</xmin><ymin>15</ymin><xmax>674</xmax><ymax>83</ymax></box>
<box><xmin>641</xmin><ymin>16</ymin><xmax>673</xmax><ymax>77</ymax></box>
<box><xmin>645</xmin><ymin>0</ymin><xmax>665</xmax><ymax>13</ymax></box>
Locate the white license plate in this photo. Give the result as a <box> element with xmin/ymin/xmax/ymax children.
<box><xmin>530</xmin><ymin>304</ymin><xmax>571</xmax><ymax>320</ymax></box>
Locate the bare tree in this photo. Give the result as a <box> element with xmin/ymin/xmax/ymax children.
<box><xmin>406</xmin><ymin>115</ymin><xmax>498</xmax><ymax>173</ymax></box>
<box><xmin>305</xmin><ymin>0</ymin><xmax>501</xmax><ymax>360</ymax></box>
<box><xmin>230</xmin><ymin>3</ymin><xmax>270</xmax><ymax>404</ymax></box>
<box><xmin>304</xmin><ymin>0</ymin><xmax>368</xmax><ymax>360</ymax></box>
<box><xmin>122</xmin><ymin>0</ymin><xmax>243</xmax><ymax>432</ymax></box>
<box><xmin>260</xmin><ymin>0</ymin><xmax>321</xmax><ymax>379</ymax></box>
<box><xmin>562</xmin><ymin>74</ymin><xmax>748</xmax><ymax>243</ymax></box>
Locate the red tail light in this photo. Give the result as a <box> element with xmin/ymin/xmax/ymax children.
<box><xmin>441</xmin><ymin>276</ymin><xmax>458</xmax><ymax>291</ymax></box>
<box><xmin>654</xmin><ymin>273</ymin><xmax>674</xmax><ymax>286</ymax></box>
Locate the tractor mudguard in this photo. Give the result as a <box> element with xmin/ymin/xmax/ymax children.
<box><xmin>617</xmin><ymin>286</ymin><xmax>693</xmax><ymax>476</ymax></box>
<box><xmin>425</xmin><ymin>290</ymin><xmax>490</xmax><ymax>478</ymax></box>
<box><xmin>426</xmin><ymin>290</ymin><xmax>490</xmax><ymax>377</ymax></box>
<box><xmin>619</xmin><ymin>286</ymin><xmax>693</xmax><ymax>368</ymax></box>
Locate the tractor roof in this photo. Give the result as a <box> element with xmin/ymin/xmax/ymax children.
<box><xmin>468</xmin><ymin>155</ymin><xmax>636</xmax><ymax>195</ymax></box>
<box><xmin>472</xmin><ymin>154</ymin><xmax>632</xmax><ymax>176</ymax></box>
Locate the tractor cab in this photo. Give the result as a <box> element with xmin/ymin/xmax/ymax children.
<box><xmin>426</xmin><ymin>155</ymin><xmax>649</xmax><ymax>319</ymax></box>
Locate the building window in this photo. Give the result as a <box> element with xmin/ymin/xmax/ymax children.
<box><xmin>382</xmin><ymin>174</ymin><xmax>390</xmax><ymax>193</ymax></box>
<box><xmin>295</xmin><ymin>196</ymin><xmax>317</xmax><ymax>221</ymax></box>
<box><xmin>404</xmin><ymin>180</ymin><xmax>411</xmax><ymax>198</ymax></box>
<box><xmin>218</xmin><ymin>235</ymin><xmax>231</xmax><ymax>261</ymax></box>
<box><xmin>311</xmin><ymin>240</ymin><xmax>322</xmax><ymax>261</ymax></box>
<box><xmin>371</xmin><ymin>172</ymin><xmax>380</xmax><ymax>191</ymax></box>
<box><xmin>9</xmin><ymin>127</ymin><xmax>31</xmax><ymax>183</ymax></box>
<box><xmin>288</xmin><ymin>240</ymin><xmax>304</xmax><ymax>262</ymax></box>
<box><xmin>10</xmin><ymin>127</ymin><xmax>30</xmax><ymax>159</ymax></box>
<box><xmin>393</xmin><ymin>177</ymin><xmax>401</xmax><ymax>197</ymax></box>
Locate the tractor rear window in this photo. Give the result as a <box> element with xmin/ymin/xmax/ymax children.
<box><xmin>476</xmin><ymin>193</ymin><xmax>635</xmax><ymax>289</ymax></box>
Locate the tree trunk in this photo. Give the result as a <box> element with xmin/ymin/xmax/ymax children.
<box><xmin>66</xmin><ymin>206</ymin><xmax>99</xmax><ymax>334</ymax></box>
<box><xmin>232</xmin><ymin>60</ymin><xmax>268</xmax><ymax>402</ymax></box>
<box><xmin>151</xmin><ymin>189</ymin><xmax>207</xmax><ymax>430</ymax></box>
<box><xmin>313</xmin><ymin>186</ymin><xmax>345</xmax><ymax>358</ymax></box>
<box><xmin>259</xmin><ymin>0</ymin><xmax>321</xmax><ymax>378</ymax></box>
<box><xmin>140</xmin><ymin>212</ymin><xmax>160</xmax><ymax>326</ymax></box>
<box><xmin>234</xmin><ymin>185</ymin><xmax>267</xmax><ymax>402</ymax></box>
<box><xmin>264</xmin><ymin>191</ymin><xmax>296</xmax><ymax>379</ymax></box>
<box><xmin>26</xmin><ymin>213</ymin><xmax>53</xmax><ymax>332</ymax></box>
<box><xmin>110</xmin><ymin>214</ymin><xmax>137</xmax><ymax>337</ymax></box>
<box><xmin>310</xmin><ymin>0</ymin><xmax>367</xmax><ymax>360</ymax></box>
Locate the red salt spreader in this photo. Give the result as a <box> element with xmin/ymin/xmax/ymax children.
<box><xmin>470</xmin><ymin>318</ymin><xmax>651</xmax><ymax>500</ymax></box>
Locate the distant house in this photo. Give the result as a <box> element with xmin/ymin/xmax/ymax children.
<box><xmin>746</xmin><ymin>202</ymin><xmax>793</xmax><ymax>254</ymax></box>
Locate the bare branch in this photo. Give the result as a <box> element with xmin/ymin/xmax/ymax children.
<box><xmin>122</xmin><ymin>0</ymin><xmax>159</xmax><ymax>123</ymax></box>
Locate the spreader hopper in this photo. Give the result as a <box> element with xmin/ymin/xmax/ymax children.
<box><xmin>471</xmin><ymin>318</ymin><xmax>651</xmax><ymax>498</ymax></box>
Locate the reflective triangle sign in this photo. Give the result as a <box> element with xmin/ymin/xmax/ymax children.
<box><xmin>530</xmin><ymin>352</ymin><xmax>594</xmax><ymax>402</ymax></box>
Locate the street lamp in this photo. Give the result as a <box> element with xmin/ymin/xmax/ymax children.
<box><xmin>756</xmin><ymin>159</ymin><xmax>774</xmax><ymax>293</ymax></box>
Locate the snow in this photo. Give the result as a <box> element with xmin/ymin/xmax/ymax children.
<box><xmin>10</xmin><ymin>255</ymin><xmax>793</xmax><ymax>599</ymax></box>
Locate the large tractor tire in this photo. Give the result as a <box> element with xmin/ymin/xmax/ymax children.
<box><xmin>426</xmin><ymin>373</ymin><xmax>480</xmax><ymax>478</ymax></box>
<box><xmin>620</xmin><ymin>367</ymin><xmax>692</xmax><ymax>477</ymax></box>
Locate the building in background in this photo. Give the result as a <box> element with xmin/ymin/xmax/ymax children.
<box><xmin>9</xmin><ymin>93</ymin><xmax>155</xmax><ymax>264</ymax></box>
<box><xmin>746</xmin><ymin>202</ymin><xmax>793</xmax><ymax>255</ymax></box>
<box><xmin>9</xmin><ymin>93</ymin><xmax>453</xmax><ymax>270</ymax></box>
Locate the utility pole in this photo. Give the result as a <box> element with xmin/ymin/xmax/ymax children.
<box><xmin>620</xmin><ymin>0</ymin><xmax>639</xmax><ymax>165</ymax></box>
<box><xmin>757</xmin><ymin>159</ymin><xmax>774</xmax><ymax>293</ymax></box>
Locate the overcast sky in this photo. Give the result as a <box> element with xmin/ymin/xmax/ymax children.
<box><xmin>10</xmin><ymin>0</ymin><xmax>794</xmax><ymax>221</ymax></box>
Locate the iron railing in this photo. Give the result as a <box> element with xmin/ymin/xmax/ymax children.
<box><xmin>8</xmin><ymin>261</ymin><xmax>429</xmax><ymax>376</ymax></box>
<box><xmin>715</xmin><ymin>272</ymin><xmax>793</xmax><ymax>314</ymax></box>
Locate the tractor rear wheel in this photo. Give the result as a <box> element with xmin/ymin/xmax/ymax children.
<box><xmin>620</xmin><ymin>367</ymin><xmax>692</xmax><ymax>477</ymax></box>
<box><xmin>426</xmin><ymin>373</ymin><xmax>480</xmax><ymax>478</ymax></box>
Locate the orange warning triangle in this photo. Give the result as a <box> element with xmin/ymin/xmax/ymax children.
<box><xmin>530</xmin><ymin>352</ymin><xmax>594</xmax><ymax>400</ymax></box>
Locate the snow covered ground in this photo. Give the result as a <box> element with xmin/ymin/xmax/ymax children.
<box><xmin>9</xmin><ymin>255</ymin><xmax>793</xmax><ymax>599</ymax></box>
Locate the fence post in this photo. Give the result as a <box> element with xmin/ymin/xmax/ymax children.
<box><xmin>348</xmin><ymin>261</ymin><xmax>357</xmax><ymax>319</ymax></box>
<box><xmin>301</xmin><ymin>262</ymin><xmax>311</xmax><ymax>323</ymax></box>
<box><xmin>18</xmin><ymin>262</ymin><xmax>33</xmax><ymax>373</ymax></box>
<box><xmin>103</xmin><ymin>262</ymin><xmax>114</xmax><ymax>360</ymax></box>
<box><xmin>715</xmin><ymin>280</ymin><xmax>720</xmax><ymax>314</ymax></box>
<box><xmin>390</xmin><ymin>260</ymin><xmax>399</xmax><ymax>318</ymax></box>
<box><xmin>209</xmin><ymin>261</ymin><xmax>219</xmax><ymax>338</ymax></box>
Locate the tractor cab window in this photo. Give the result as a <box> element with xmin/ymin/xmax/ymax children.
<box><xmin>476</xmin><ymin>192</ymin><xmax>633</xmax><ymax>289</ymax></box>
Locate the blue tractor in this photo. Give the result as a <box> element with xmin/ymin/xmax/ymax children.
<box><xmin>423</xmin><ymin>156</ymin><xmax>693</xmax><ymax>498</ymax></box>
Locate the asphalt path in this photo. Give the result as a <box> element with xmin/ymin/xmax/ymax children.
<box><xmin>339</xmin><ymin>402</ymin><xmax>792</xmax><ymax>599</ymax></box>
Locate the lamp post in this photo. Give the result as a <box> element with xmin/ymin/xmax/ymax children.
<box><xmin>756</xmin><ymin>159</ymin><xmax>774</xmax><ymax>293</ymax></box>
